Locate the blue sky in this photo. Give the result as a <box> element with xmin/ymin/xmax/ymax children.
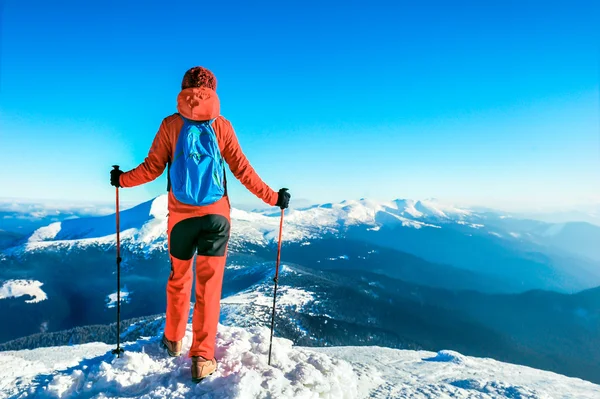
<box><xmin>0</xmin><ymin>0</ymin><xmax>598</xmax><ymax>210</ymax></box>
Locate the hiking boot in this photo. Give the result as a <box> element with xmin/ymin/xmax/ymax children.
<box><xmin>191</xmin><ymin>356</ymin><xmax>217</xmax><ymax>383</ymax></box>
<box><xmin>162</xmin><ymin>335</ymin><xmax>182</xmax><ymax>357</ymax></box>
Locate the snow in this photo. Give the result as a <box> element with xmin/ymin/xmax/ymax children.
<box><xmin>27</xmin><ymin>222</ymin><xmax>61</xmax><ymax>243</ymax></box>
<box><xmin>13</xmin><ymin>195</ymin><xmax>484</xmax><ymax>255</ymax></box>
<box><xmin>222</xmin><ymin>286</ymin><xmax>315</xmax><ymax>310</ymax></box>
<box><xmin>22</xmin><ymin>196</ymin><xmax>169</xmax><ymax>254</ymax></box>
<box><xmin>393</xmin><ymin>199</ymin><xmax>424</xmax><ymax>218</ymax></box>
<box><xmin>327</xmin><ymin>255</ymin><xmax>349</xmax><ymax>261</ymax></box>
<box><xmin>0</xmin><ymin>342</ymin><xmax>114</xmax><ymax>397</ymax></box>
<box><xmin>17</xmin><ymin>194</ymin><xmax>586</xmax><ymax>263</ymax></box>
<box><xmin>1</xmin><ymin>323</ymin><xmax>598</xmax><ymax>399</ymax></box>
<box><xmin>412</xmin><ymin>199</ymin><xmax>472</xmax><ymax>219</ymax></box>
<box><xmin>0</xmin><ymin>279</ymin><xmax>47</xmax><ymax>303</ymax></box>
<box><xmin>391</xmin><ymin>198</ymin><xmax>472</xmax><ymax>221</ymax></box>
<box><xmin>316</xmin><ymin>346</ymin><xmax>600</xmax><ymax>399</ymax></box>
<box><xmin>220</xmin><ymin>283</ymin><xmax>317</xmax><ymax>335</ymax></box>
<box><xmin>106</xmin><ymin>288</ymin><xmax>131</xmax><ymax>309</ymax></box>
<box><xmin>458</xmin><ymin>221</ymin><xmax>485</xmax><ymax>229</ymax></box>
<box><xmin>1</xmin><ymin>324</ymin><xmax>377</xmax><ymax>399</ymax></box>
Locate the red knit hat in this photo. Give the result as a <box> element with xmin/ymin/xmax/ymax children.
<box><xmin>181</xmin><ymin>66</ymin><xmax>217</xmax><ymax>90</ymax></box>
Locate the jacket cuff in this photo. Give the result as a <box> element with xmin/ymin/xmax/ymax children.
<box><xmin>269</xmin><ymin>190</ymin><xmax>278</xmax><ymax>207</ymax></box>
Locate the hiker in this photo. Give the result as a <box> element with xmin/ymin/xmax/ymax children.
<box><xmin>109</xmin><ymin>66</ymin><xmax>291</xmax><ymax>382</ymax></box>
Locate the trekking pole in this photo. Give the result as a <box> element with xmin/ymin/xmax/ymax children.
<box><xmin>111</xmin><ymin>165</ymin><xmax>124</xmax><ymax>358</ymax></box>
<box><xmin>268</xmin><ymin>208</ymin><xmax>285</xmax><ymax>366</ymax></box>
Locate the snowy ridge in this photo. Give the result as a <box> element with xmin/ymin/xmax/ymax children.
<box><xmin>1</xmin><ymin>323</ymin><xmax>599</xmax><ymax>398</ymax></box>
<box><xmin>221</xmin><ymin>284</ymin><xmax>317</xmax><ymax>335</ymax></box>
<box><xmin>221</xmin><ymin>286</ymin><xmax>314</xmax><ymax>309</ymax></box>
<box><xmin>18</xmin><ymin>195</ymin><xmax>476</xmax><ymax>254</ymax></box>
<box><xmin>412</xmin><ymin>198</ymin><xmax>472</xmax><ymax>219</ymax></box>
<box><xmin>220</xmin><ymin>264</ymin><xmax>320</xmax><ymax>337</ymax></box>
<box><xmin>21</xmin><ymin>195</ymin><xmax>169</xmax><ymax>254</ymax></box>
<box><xmin>27</xmin><ymin>222</ymin><xmax>62</xmax><ymax>243</ymax></box>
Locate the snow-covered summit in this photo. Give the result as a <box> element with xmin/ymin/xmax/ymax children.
<box><xmin>1</xmin><ymin>322</ymin><xmax>598</xmax><ymax>398</ymax></box>
<box><xmin>22</xmin><ymin>195</ymin><xmax>170</xmax><ymax>253</ymax></box>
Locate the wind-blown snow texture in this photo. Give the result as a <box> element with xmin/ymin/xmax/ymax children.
<box><xmin>1</xmin><ymin>323</ymin><xmax>598</xmax><ymax>399</ymax></box>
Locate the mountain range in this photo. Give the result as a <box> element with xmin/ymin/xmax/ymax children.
<box><xmin>1</xmin><ymin>195</ymin><xmax>599</xmax><ymax>384</ymax></box>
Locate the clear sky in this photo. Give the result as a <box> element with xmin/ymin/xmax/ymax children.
<box><xmin>0</xmin><ymin>0</ymin><xmax>598</xmax><ymax>211</ymax></box>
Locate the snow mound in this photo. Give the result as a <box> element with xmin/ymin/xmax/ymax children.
<box><xmin>424</xmin><ymin>350</ymin><xmax>469</xmax><ymax>364</ymax></box>
<box><xmin>0</xmin><ymin>279</ymin><xmax>47</xmax><ymax>303</ymax></box>
<box><xmin>4</xmin><ymin>324</ymin><xmax>376</xmax><ymax>399</ymax></box>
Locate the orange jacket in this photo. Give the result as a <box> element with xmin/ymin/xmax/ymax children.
<box><xmin>119</xmin><ymin>87</ymin><xmax>278</xmax><ymax>217</ymax></box>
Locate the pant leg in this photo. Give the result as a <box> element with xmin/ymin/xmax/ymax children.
<box><xmin>188</xmin><ymin>214</ymin><xmax>231</xmax><ymax>359</ymax></box>
<box><xmin>189</xmin><ymin>255</ymin><xmax>227</xmax><ymax>358</ymax></box>
<box><xmin>165</xmin><ymin>256</ymin><xmax>194</xmax><ymax>341</ymax></box>
<box><xmin>164</xmin><ymin>214</ymin><xmax>199</xmax><ymax>342</ymax></box>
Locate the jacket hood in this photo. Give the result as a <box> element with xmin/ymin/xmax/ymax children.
<box><xmin>176</xmin><ymin>87</ymin><xmax>220</xmax><ymax>121</ymax></box>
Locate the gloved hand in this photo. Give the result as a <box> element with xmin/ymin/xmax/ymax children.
<box><xmin>110</xmin><ymin>167</ymin><xmax>123</xmax><ymax>187</ymax></box>
<box><xmin>276</xmin><ymin>188</ymin><xmax>291</xmax><ymax>209</ymax></box>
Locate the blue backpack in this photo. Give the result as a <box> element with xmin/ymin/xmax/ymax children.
<box><xmin>168</xmin><ymin>115</ymin><xmax>226</xmax><ymax>206</ymax></box>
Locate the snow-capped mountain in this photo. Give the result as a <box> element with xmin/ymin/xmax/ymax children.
<box><xmin>1</xmin><ymin>321</ymin><xmax>598</xmax><ymax>399</ymax></box>
<box><xmin>16</xmin><ymin>194</ymin><xmax>600</xmax><ymax>293</ymax></box>
<box><xmin>18</xmin><ymin>194</ymin><xmax>598</xmax><ymax>259</ymax></box>
<box><xmin>14</xmin><ymin>195</ymin><xmax>478</xmax><ymax>247</ymax></box>
<box><xmin>19</xmin><ymin>196</ymin><xmax>460</xmax><ymax>252</ymax></box>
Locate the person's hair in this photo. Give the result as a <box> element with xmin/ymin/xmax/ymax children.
<box><xmin>181</xmin><ymin>66</ymin><xmax>217</xmax><ymax>90</ymax></box>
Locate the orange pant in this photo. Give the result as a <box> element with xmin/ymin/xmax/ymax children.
<box><xmin>164</xmin><ymin>211</ymin><xmax>230</xmax><ymax>359</ymax></box>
